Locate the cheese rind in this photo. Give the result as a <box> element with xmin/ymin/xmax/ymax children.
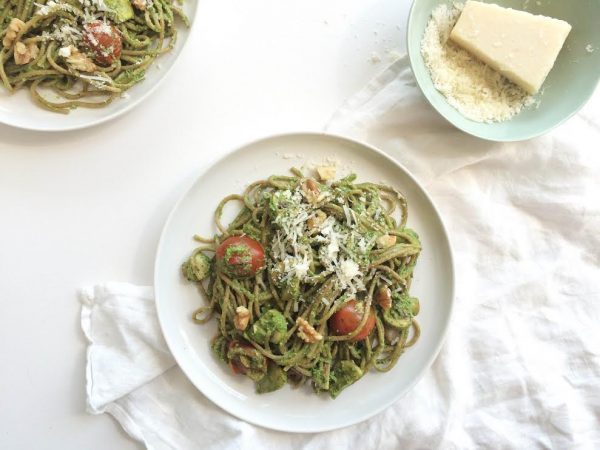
<box><xmin>449</xmin><ymin>1</ymin><xmax>571</xmax><ymax>94</ymax></box>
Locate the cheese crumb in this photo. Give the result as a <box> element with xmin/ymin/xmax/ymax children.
<box><xmin>340</xmin><ymin>259</ymin><xmax>359</xmax><ymax>281</ymax></box>
<box><xmin>316</xmin><ymin>166</ymin><xmax>336</xmax><ymax>181</ymax></box>
<box><xmin>369</xmin><ymin>52</ymin><xmax>381</xmax><ymax>64</ymax></box>
<box><xmin>58</xmin><ymin>46</ymin><xmax>72</xmax><ymax>57</ymax></box>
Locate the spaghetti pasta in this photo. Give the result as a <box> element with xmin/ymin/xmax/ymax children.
<box><xmin>182</xmin><ymin>168</ymin><xmax>422</xmax><ymax>398</ymax></box>
<box><xmin>0</xmin><ymin>0</ymin><xmax>188</xmax><ymax>113</ymax></box>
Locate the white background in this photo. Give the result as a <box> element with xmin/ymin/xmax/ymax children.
<box><xmin>0</xmin><ymin>0</ymin><xmax>414</xmax><ymax>448</ymax></box>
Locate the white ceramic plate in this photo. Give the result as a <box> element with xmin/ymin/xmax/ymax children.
<box><xmin>0</xmin><ymin>1</ymin><xmax>197</xmax><ymax>132</ymax></box>
<box><xmin>154</xmin><ymin>133</ymin><xmax>455</xmax><ymax>433</ymax></box>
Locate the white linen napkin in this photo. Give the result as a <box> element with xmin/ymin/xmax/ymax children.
<box><xmin>81</xmin><ymin>56</ymin><xmax>600</xmax><ymax>449</ymax></box>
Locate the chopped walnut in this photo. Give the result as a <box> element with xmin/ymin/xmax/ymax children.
<box><xmin>234</xmin><ymin>306</ymin><xmax>250</xmax><ymax>331</ymax></box>
<box><xmin>307</xmin><ymin>210</ymin><xmax>327</xmax><ymax>229</ymax></box>
<box><xmin>384</xmin><ymin>326</ymin><xmax>399</xmax><ymax>344</ymax></box>
<box><xmin>13</xmin><ymin>42</ymin><xmax>39</xmax><ymax>65</ymax></box>
<box><xmin>65</xmin><ymin>46</ymin><xmax>97</xmax><ymax>72</ymax></box>
<box><xmin>296</xmin><ymin>317</ymin><xmax>322</xmax><ymax>343</ymax></box>
<box><xmin>375</xmin><ymin>286</ymin><xmax>392</xmax><ymax>310</ymax></box>
<box><xmin>301</xmin><ymin>179</ymin><xmax>326</xmax><ymax>204</ymax></box>
<box><xmin>376</xmin><ymin>234</ymin><xmax>397</xmax><ymax>248</ymax></box>
<box><xmin>316</xmin><ymin>166</ymin><xmax>337</xmax><ymax>182</ymax></box>
<box><xmin>132</xmin><ymin>0</ymin><xmax>147</xmax><ymax>10</ymax></box>
<box><xmin>304</xmin><ymin>179</ymin><xmax>319</xmax><ymax>194</ymax></box>
<box><xmin>2</xmin><ymin>18</ymin><xmax>26</xmax><ymax>49</ymax></box>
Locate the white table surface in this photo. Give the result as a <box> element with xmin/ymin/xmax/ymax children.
<box><xmin>0</xmin><ymin>1</ymin><xmax>413</xmax><ymax>448</ymax></box>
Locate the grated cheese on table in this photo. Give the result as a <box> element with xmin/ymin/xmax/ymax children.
<box><xmin>421</xmin><ymin>3</ymin><xmax>534</xmax><ymax>123</ymax></box>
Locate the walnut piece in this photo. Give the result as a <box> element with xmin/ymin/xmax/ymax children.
<box><xmin>376</xmin><ymin>234</ymin><xmax>397</xmax><ymax>248</ymax></box>
<box><xmin>65</xmin><ymin>46</ymin><xmax>97</xmax><ymax>72</ymax></box>
<box><xmin>234</xmin><ymin>306</ymin><xmax>250</xmax><ymax>331</ymax></box>
<box><xmin>301</xmin><ymin>179</ymin><xmax>326</xmax><ymax>204</ymax></box>
<box><xmin>376</xmin><ymin>286</ymin><xmax>392</xmax><ymax>310</ymax></box>
<box><xmin>296</xmin><ymin>317</ymin><xmax>322</xmax><ymax>343</ymax></box>
<box><xmin>316</xmin><ymin>166</ymin><xmax>336</xmax><ymax>182</ymax></box>
<box><xmin>2</xmin><ymin>18</ymin><xmax>26</xmax><ymax>49</ymax></box>
<box><xmin>307</xmin><ymin>210</ymin><xmax>327</xmax><ymax>229</ymax></box>
<box><xmin>132</xmin><ymin>0</ymin><xmax>147</xmax><ymax>10</ymax></box>
<box><xmin>13</xmin><ymin>42</ymin><xmax>39</xmax><ymax>65</ymax></box>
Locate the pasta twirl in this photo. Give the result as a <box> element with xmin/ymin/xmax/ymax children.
<box><xmin>182</xmin><ymin>168</ymin><xmax>422</xmax><ymax>398</ymax></box>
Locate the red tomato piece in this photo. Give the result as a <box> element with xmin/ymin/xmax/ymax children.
<box><xmin>216</xmin><ymin>235</ymin><xmax>265</xmax><ymax>278</ymax></box>
<box><xmin>329</xmin><ymin>299</ymin><xmax>376</xmax><ymax>341</ymax></box>
<box><xmin>83</xmin><ymin>21</ymin><xmax>122</xmax><ymax>66</ymax></box>
<box><xmin>229</xmin><ymin>359</ymin><xmax>245</xmax><ymax>374</ymax></box>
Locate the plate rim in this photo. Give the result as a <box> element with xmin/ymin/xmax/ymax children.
<box><xmin>153</xmin><ymin>131</ymin><xmax>456</xmax><ymax>433</ymax></box>
<box><xmin>0</xmin><ymin>0</ymin><xmax>200</xmax><ymax>132</ymax></box>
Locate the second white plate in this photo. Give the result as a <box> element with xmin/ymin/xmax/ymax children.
<box><xmin>154</xmin><ymin>132</ymin><xmax>454</xmax><ymax>432</ymax></box>
<box><xmin>0</xmin><ymin>0</ymin><xmax>198</xmax><ymax>132</ymax></box>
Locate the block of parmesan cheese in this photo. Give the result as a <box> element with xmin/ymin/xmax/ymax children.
<box><xmin>449</xmin><ymin>1</ymin><xmax>571</xmax><ymax>94</ymax></box>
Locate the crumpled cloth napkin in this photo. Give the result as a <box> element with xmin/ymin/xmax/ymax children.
<box><xmin>81</xmin><ymin>56</ymin><xmax>600</xmax><ymax>449</ymax></box>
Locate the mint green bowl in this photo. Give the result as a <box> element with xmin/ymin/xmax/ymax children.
<box><xmin>407</xmin><ymin>0</ymin><xmax>600</xmax><ymax>141</ymax></box>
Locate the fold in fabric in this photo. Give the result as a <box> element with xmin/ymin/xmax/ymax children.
<box><xmin>81</xmin><ymin>283</ymin><xmax>176</xmax><ymax>413</ymax></box>
<box><xmin>82</xmin><ymin>56</ymin><xmax>600</xmax><ymax>449</ymax></box>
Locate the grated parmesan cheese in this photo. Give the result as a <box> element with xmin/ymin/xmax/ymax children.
<box><xmin>79</xmin><ymin>73</ymin><xmax>113</xmax><ymax>84</ymax></box>
<box><xmin>35</xmin><ymin>1</ymin><xmax>76</xmax><ymax>15</ymax></box>
<box><xmin>339</xmin><ymin>259</ymin><xmax>359</xmax><ymax>284</ymax></box>
<box><xmin>58</xmin><ymin>46</ymin><xmax>72</xmax><ymax>57</ymax></box>
<box><xmin>421</xmin><ymin>3</ymin><xmax>534</xmax><ymax>123</ymax></box>
<box><xmin>267</xmin><ymin>179</ymin><xmax>377</xmax><ymax>297</ymax></box>
<box><xmin>78</xmin><ymin>0</ymin><xmax>108</xmax><ymax>11</ymax></box>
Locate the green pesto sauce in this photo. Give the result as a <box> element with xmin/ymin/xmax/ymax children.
<box><xmin>256</xmin><ymin>362</ymin><xmax>287</xmax><ymax>394</ymax></box>
<box><xmin>281</xmin><ymin>276</ymin><xmax>300</xmax><ymax>303</ymax></box>
<box><xmin>226</xmin><ymin>343</ymin><xmax>267</xmax><ymax>382</ymax></box>
<box><xmin>383</xmin><ymin>294</ymin><xmax>419</xmax><ymax>329</ymax></box>
<box><xmin>242</xmin><ymin>222</ymin><xmax>261</xmax><ymax>240</ymax></box>
<box><xmin>211</xmin><ymin>336</ymin><xmax>228</xmax><ymax>363</ymax></box>
<box><xmin>249</xmin><ymin>309</ymin><xmax>287</xmax><ymax>345</ymax></box>
<box><xmin>220</xmin><ymin>244</ymin><xmax>253</xmax><ymax>277</ymax></box>
<box><xmin>311</xmin><ymin>360</ymin><xmax>331</xmax><ymax>392</ymax></box>
<box><xmin>329</xmin><ymin>360</ymin><xmax>363</xmax><ymax>398</ymax></box>
<box><xmin>182</xmin><ymin>250</ymin><xmax>212</xmax><ymax>281</ymax></box>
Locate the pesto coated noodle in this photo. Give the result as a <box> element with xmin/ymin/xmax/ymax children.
<box><xmin>182</xmin><ymin>167</ymin><xmax>422</xmax><ymax>398</ymax></box>
<box><xmin>0</xmin><ymin>0</ymin><xmax>188</xmax><ymax>113</ymax></box>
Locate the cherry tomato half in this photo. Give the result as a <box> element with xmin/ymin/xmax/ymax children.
<box><xmin>329</xmin><ymin>299</ymin><xmax>376</xmax><ymax>341</ymax></box>
<box><xmin>216</xmin><ymin>235</ymin><xmax>265</xmax><ymax>278</ymax></box>
<box><xmin>83</xmin><ymin>21</ymin><xmax>122</xmax><ymax>66</ymax></box>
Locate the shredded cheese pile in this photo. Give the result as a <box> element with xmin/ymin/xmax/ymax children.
<box><xmin>421</xmin><ymin>3</ymin><xmax>534</xmax><ymax>123</ymax></box>
<box><xmin>268</xmin><ymin>185</ymin><xmax>378</xmax><ymax>313</ymax></box>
